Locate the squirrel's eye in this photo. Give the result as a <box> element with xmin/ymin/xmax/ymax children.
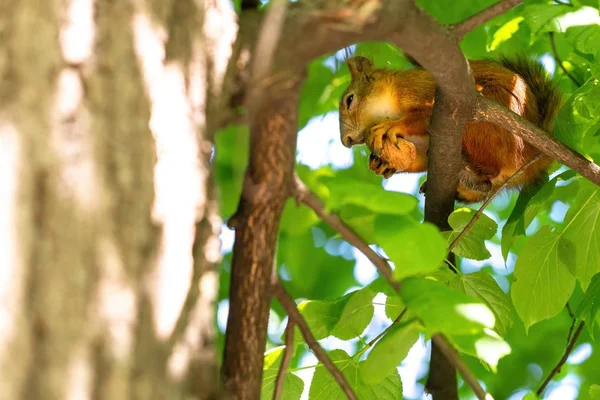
<box><xmin>346</xmin><ymin>94</ymin><xmax>354</xmax><ymax>108</ymax></box>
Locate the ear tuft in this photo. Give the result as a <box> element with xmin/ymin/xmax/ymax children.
<box><xmin>346</xmin><ymin>56</ymin><xmax>373</xmax><ymax>80</ymax></box>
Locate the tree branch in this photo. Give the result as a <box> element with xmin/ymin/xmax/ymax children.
<box><xmin>273</xmin><ymin>280</ymin><xmax>358</xmax><ymax>400</ymax></box>
<box><xmin>537</xmin><ymin>321</ymin><xmax>585</xmax><ymax>396</ymax></box>
<box><xmin>452</xmin><ymin>0</ymin><xmax>523</xmax><ymax>41</ymax></box>
<box><xmin>293</xmin><ymin>175</ymin><xmax>489</xmax><ymax>399</ymax></box>
<box><xmin>431</xmin><ymin>335</ymin><xmax>490</xmax><ymax>400</ymax></box>
<box><xmin>475</xmin><ymin>97</ymin><xmax>600</xmax><ymax>187</ymax></box>
<box><xmin>448</xmin><ymin>154</ymin><xmax>543</xmax><ymax>253</ymax></box>
<box><xmin>273</xmin><ymin>318</ymin><xmax>295</xmax><ymax>400</ymax></box>
<box><xmin>293</xmin><ymin>174</ymin><xmax>396</xmax><ymax>288</ymax></box>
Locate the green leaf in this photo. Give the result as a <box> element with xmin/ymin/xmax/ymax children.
<box><xmin>562</xmin><ymin>181</ymin><xmax>600</xmax><ymax>290</ymax></box>
<box><xmin>501</xmin><ymin>171</ymin><xmax>576</xmax><ymax>261</ymax></box>
<box><xmin>591</xmin><ymin>384</ymin><xmax>600</xmax><ymax>400</ymax></box>
<box><xmin>400</xmin><ymin>277</ymin><xmax>495</xmax><ymax>336</ymax></box>
<box><xmin>449</xmin><ymin>271</ymin><xmax>515</xmax><ymax>337</ymax></box>
<box><xmin>261</xmin><ymin>346</ymin><xmax>304</xmax><ymax>400</ymax></box>
<box><xmin>280</xmin><ymin>199</ymin><xmax>319</xmax><ymax>235</ymax></box>
<box><xmin>489</xmin><ymin>16</ymin><xmax>524</xmax><ymax>51</ymax></box>
<box><xmin>522</xmin><ymin>392</ymin><xmax>541</xmax><ymax>400</ymax></box>
<box><xmin>375</xmin><ymin>217</ymin><xmax>447</xmax><ymax>279</ymax></box>
<box><xmin>446</xmin><ymin>207</ymin><xmax>498</xmax><ymax>261</ymax></box>
<box><xmin>385</xmin><ymin>294</ymin><xmax>405</xmax><ymax>320</ymax></box>
<box><xmin>511</xmin><ymin>226</ymin><xmax>576</xmax><ymax>331</ymax></box>
<box><xmin>522</xmin><ymin>4</ymin><xmax>574</xmax><ymax>36</ymax></box>
<box><xmin>309</xmin><ymin>350</ymin><xmax>403</xmax><ymax>400</ymax></box>
<box><xmin>576</xmin><ymin>272</ymin><xmax>600</xmax><ymax>337</ymax></box>
<box><xmin>294</xmin><ymin>287</ymin><xmax>376</xmax><ymax>342</ymax></box>
<box><xmin>566</xmin><ymin>24</ymin><xmax>600</xmax><ymax>56</ymax></box>
<box><xmin>450</xmin><ymin>328</ymin><xmax>512</xmax><ymax>372</ymax></box>
<box><xmin>323</xmin><ymin>177</ymin><xmax>418</xmax><ymax>215</ymax></box>
<box><xmin>555</xmin><ymin>79</ymin><xmax>600</xmax><ymax>155</ymax></box>
<box><xmin>360</xmin><ymin>321</ymin><xmax>422</xmax><ymax>383</ymax></box>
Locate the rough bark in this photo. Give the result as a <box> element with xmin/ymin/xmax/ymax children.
<box><xmin>223</xmin><ymin>76</ymin><xmax>302</xmax><ymax>398</ymax></box>
<box><xmin>0</xmin><ymin>0</ymin><xmax>234</xmax><ymax>398</ymax></box>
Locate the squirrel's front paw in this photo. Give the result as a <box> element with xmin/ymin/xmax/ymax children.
<box><xmin>365</xmin><ymin>123</ymin><xmax>417</xmax><ymax>173</ymax></box>
<box><xmin>367</xmin><ymin>121</ymin><xmax>402</xmax><ymax>157</ymax></box>
<box><xmin>369</xmin><ymin>154</ymin><xmax>396</xmax><ymax>179</ymax></box>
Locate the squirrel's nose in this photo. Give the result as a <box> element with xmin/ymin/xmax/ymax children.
<box><xmin>343</xmin><ymin>135</ymin><xmax>354</xmax><ymax>148</ymax></box>
<box><xmin>342</xmin><ymin>132</ymin><xmax>364</xmax><ymax>148</ymax></box>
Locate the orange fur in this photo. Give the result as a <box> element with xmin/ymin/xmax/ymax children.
<box><xmin>339</xmin><ymin>56</ymin><xmax>561</xmax><ymax>203</ymax></box>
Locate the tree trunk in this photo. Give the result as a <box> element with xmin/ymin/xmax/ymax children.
<box><xmin>0</xmin><ymin>0</ymin><xmax>235</xmax><ymax>398</ymax></box>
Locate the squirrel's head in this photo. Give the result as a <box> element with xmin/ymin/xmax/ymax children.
<box><xmin>339</xmin><ymin>56</ymin><xmax>401</xmax><ymax>148</ymax></box>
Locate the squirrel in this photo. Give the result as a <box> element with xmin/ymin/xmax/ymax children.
<box><xmin>338</xmin><ymin>55</ymin><xmax>562</xmax><ymax>203</ymax></box>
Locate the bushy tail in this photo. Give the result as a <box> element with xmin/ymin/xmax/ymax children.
<box><xmin>499</xmin><ymin>55</ymin><xmax>563</xmax><ymax>135</ymax></box>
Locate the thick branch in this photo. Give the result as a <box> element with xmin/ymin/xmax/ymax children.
<box><xmin>222</xmin><ymin>82</ymin><xmax>302</xmax><ymax>399</ymax></box>
<box><xmin>452</xmin><ymin>0</ymin><xmax>523</xmax><ymax>41</ymax></box>
<box><xmin>274</xmin><ymin>280</ymin><xmax>358</xmax><ymax>400</ymax></box>
<box><xmin>476</xmin><ymin>97</ymin><xmax>600</xmax><ymax>187</ymax></box>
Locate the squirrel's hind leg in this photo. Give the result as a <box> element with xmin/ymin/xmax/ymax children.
<box><xmin>420</xmin><ymin>167</ymin><xmax>493</xmax><ymax>204</ymax></box>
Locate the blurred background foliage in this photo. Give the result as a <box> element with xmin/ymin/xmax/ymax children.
<box><xmin>215</xmin><ymin>0</ymin><xmax>600</xmax><ymax>398</ymax></box>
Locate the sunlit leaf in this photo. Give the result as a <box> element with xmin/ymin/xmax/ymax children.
<box><xmin>323</xmin><ymin>177</ymin><xmax>418</xmax><ymax>215</ymax></box>
<box><xmin>446</xmin><ymin>207</ymin><xmax>497</xmax><ymax>261</ymax></box>
<box><xmin>562</xmin><ymin>180</ymin><xmax>600</xmax><ymax>290</ymax></box>
<box><xmin>576</xmin><ymin>272</ymin><xmax>600</xmax><ymax>337</ymax></box>
<box><xmin>522</xmin><ymin>4</ymin><xmax>574</xmax><ymax>36</ymax></box>
<box><xmin>261</xmin><ymin>346</ymin><xmax>304</xmax><ymax>400</ymax></box>
<box><xmin>309</xmin><ymin>350</ymin><xmax>402</xmax><ymax>400</ymax></box>
<box><xmin>451</xmin><ymin>328</ymin><xmax>512</xmax><ymax>372</ymax></box>
<box><xmin>449</xmin><ymin>271</ymin><xmax>515</xmax><ymax>337</ymax></box>
<box><xmin>489</xmin><ymin>16</ymin><xmax>524</xmax><ymax>51</ymax></box>
<box><xmin>293</xmin><ymin>287</ymin><xmax>376</xmax><ymax>342</ymax></box>
<box><xmin>590</xmin><ymin>384</ymin><xmax>600</xmax><ymax>400</ymax></box>
<box><xmin>400</xmin><ymin>277</ymin><xmax>496</xmax><ymax>336</ymax></box>
<box><xmin>376</xmin><ymin>217</ymin><xmax>447</xmax><ymax>279</ymax></box>
<box><xmin>511</xmin><ymin>226</ymin><xmax>576</xmax><ymax>331</ymax></box>
<box><xmin>360</xmin><ymin>320</ymin><xmax>422</xmax><ymax>383</ymax></box>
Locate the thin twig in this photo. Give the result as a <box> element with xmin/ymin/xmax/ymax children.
<box><xmin>565</xmin><ymin>303</ymin><xmax>576</xmax><ymax>344</ymax></box>
<box><xmin>293</xmin><ymin>175</ymin><xmax>489</xmax><ymax>400</ymax></box>
<box><xmin>366</xmin><ymin>308</ymin><xmax>408</xmax><ymax>348</ymax></box>
<box><xmin>549</xmin><ymin>32</ymin><xmax>582</xmax><ymax>87</ymax></box>
<box><xmin>566</xmin><ymin>303</ymin><xmax>574</xmax><ymax>318</ymax></box>
<box><xmin>448</xmin><ymin>154</ymin><xmax>543</xmax><ymax>252</ymax></box>
<box><xmin>273</xmin><ymin>279</ymin><xmax>358</xmax><ymax>400</ymax></box>
<box><xmin>452</xmin><ymin>0</ymin><xmax>523</xmax><ymax>41</ymax></box>
<box><xmin>432</xmin><ymin>335</ymin><xmax>493</xmax><ymax>400</ymax></box>
<box><xmin>273</xmin><ymin>319</ymin><xmax>295</xmax><ymax>400</ymax></box>
<box><xmin>293</xmin><ymin>174</ymin><xmax>398</xmax><ymax>289</ymax></box>
<box><xmin>566</xmin><ymin>317</ymin><xmax>576</xmax><ymax>345</ymax></box>
<box><xmin>537</xmin><ymin>321</ymin><xmax>585</xmax><ymax>396</ymax></box>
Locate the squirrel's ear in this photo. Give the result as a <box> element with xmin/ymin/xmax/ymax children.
<box><xmin>347</xmin><ymin>56</ymin><xmax>373</xmax><ymax>80</ymax></box>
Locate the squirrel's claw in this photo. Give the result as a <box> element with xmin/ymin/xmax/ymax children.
<box><xmin>369</xmin><ymin>153</ymin><xmax>396</xmax><ymax>178</ymax></box>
